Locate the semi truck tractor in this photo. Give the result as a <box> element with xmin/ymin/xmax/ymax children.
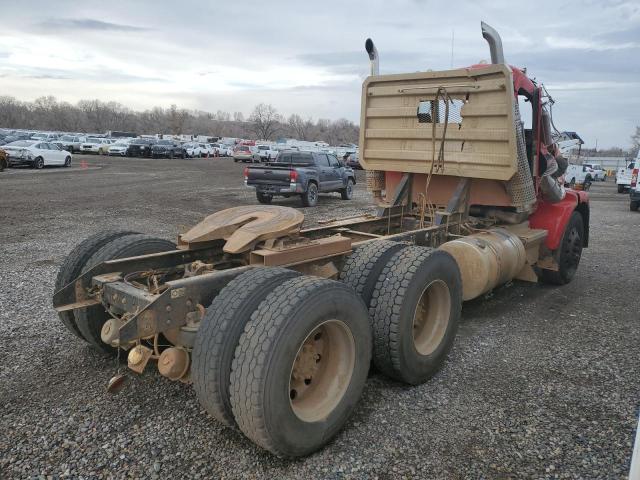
<box><xmin>53</xmin><ymin>22</ymin><xmax>589</xmax><ymax>457</ymax></box>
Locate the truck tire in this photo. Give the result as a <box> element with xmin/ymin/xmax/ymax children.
<box><xmin>230</xmin><ymin>276</ymin><xmax>371</xmax><ymax>457</ymax></box>
<box><xmin>340</xmin><ymin>240</ymin><xmax>408</xmax><ymax>308</ymax></box>
<box><xmin>74</xmin><ymin>234</ymin><xmax>176</xmax><ymax>354</ymax></box>
<box><xmin>256</xmin><ymin>191</ymin><xmax>273</xmax><ymax>204</ymax></box>
<box><xmin>55</xmin><ymin>230</ymin><xmax>138</xmax><ymax>339</ymax></box>
<box><xmin>301</xmin><ymin>182</ymin><xmax>318</xmax><ymax>207</ymax></box>
<box><xmin>630</xmin><ymin>201</ymin><xmax>639</xmax><ymax>212</ymax></box>
<box><xmin>540</xmin><ymin>211</ymin><xmax>584</xmax><ymax>285</ymax></box>
<box><xmin>340</xmin><ymin>179</ymin><xmax>354</xmax><ymax>200</ymax></box>
<box><xmin>369</xmin><ymin>246</ymin><xmax>462</xmax><ymax>385</ymax></box>
<box><xmin>618</xmin><ymin>185</ymin><xmax>625</xmax><ymax>193</ymax></box>
<box><xmin>192</xmin><ymin>267</ymin><xmax>301</xmax><ymax>428</ymax></box>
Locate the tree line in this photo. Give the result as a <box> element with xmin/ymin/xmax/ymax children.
<box><xmin>0</xmin><ymin>96</ymin><xmax>359</xmax><ymax>145</ymax></box>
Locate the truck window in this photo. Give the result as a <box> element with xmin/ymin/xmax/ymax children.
<box><xmin>293</xmin><ymin>153</ymin><xmax>313</xmax><ymax>164</ymax></box>
<box><xmin>277</xmin><ymin>153</ymin><xmax>292</xmax><ymax>163</ymax></box>
<box><xmin>328</xmin><ymin>155</ymin><xmax>340</xmax><ymax>167</ymax></box>
<box><xmin>315</xmin><ymin>154</ymin><xmax>330</xmax><ymax>166</ymax></box>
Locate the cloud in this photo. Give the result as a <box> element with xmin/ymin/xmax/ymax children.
<box><xmin>36</xmin><ymin>18</ymin><xmax>150</xmax><ymax>32</ymax></box>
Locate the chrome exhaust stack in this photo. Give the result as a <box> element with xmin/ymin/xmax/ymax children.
<box><xmin>481</xmin><ymin>21</ymin><xmax>505</xmax><ymax>64</ymax></box>
<box><xmin>365</xmin><ymin>38</ymin><xmax>379</xmax><ymax>76</ymax></box>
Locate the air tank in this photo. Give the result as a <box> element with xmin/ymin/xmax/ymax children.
<box><xmin>439</xmin><ymin>228</ymin><xmax>526</xmax><ymax>301</ymax></box>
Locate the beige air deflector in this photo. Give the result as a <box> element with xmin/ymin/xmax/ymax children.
<box><xmin>359</xmin><ymin>64</ymin><xmax>519</xmax><ymax>181</ymax></box>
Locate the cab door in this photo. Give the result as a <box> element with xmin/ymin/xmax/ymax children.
<box><xmin>313</xmin><ymin>153</ymin><xmax>334</xmax><ymax>191</ymax></box>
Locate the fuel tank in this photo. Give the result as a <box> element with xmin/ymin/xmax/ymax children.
<box><xmin>439</xmin><ymin>228</ymin><xmax>526</xmax><ymax>301</ymax></box>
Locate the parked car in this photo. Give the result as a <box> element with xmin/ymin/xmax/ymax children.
<box><xmin>245</xmin><ymin>150</ymin><xmax>356</xmax><ymax>206</ymax></box>
<box><xmin>184</xmin><ymin>142</ymin><xmax>206</xmax><ymax>158</ymax></box>
<box><xmin>31</xmin><ymin>132</ymin><xmax>59</xmax><ymax>141</ymax></box>
<box><xmin>583</xmin><ymin>163</ymin><xmax>606</xmax><ymax>181</ymax></box>
<box><xmin>108</xmin><ymin>141</ymin><xmax>131</xmax><ymax>156</ymax></box>
<box><xmin>343</xmin><ymin>152</ymin><xmax>361</xmax><ymax>169</ymax></box>
<box><xmin>630</xmin><ymin>167</ymin><xmax>640</xmax><ymax>211</ymax></box>
<box><xmin>81</xmin><ymin>137</ymin><xmax>110</xmax><ymax>154</ymax></box>
<box><xmin>252</xmin><ymin>145</ymin><xmax>278</xmax><ymax>162</ymax></box>
<box><xmin>4</xmin><ymin>140</ymin><xmax>72</xmax><ymax>169</ymax></box>
<box><xmin>127</xmin><ymin>139</ymin><xmax>154</xmax><ymax>157</ymax></box>
<box><xmin>617</xmin><ymin>159</ymin><xmax>637</xmax><ymax>193</ymax></box>
<box><xmin>233</xmin><ymin>145</ymin><xmax>256</xmax><ymax>163</ymax></box>
<box><xmin>564</xmin><ymin>164</ymin><xmax>593</xmax><ymax>190</ymax></box>
<box><xmin>200</xmin><ymin>143</ymin><xmax>217</xmax><ymax>157</ymax></box>
<box><xmin>151</xmin><ymin>140</ymin><xmax>186</xmax><ymax>159</ymax></box>
<box><xmin>52</xmin><ymin>135</ymin><xmax>86</xmax><ymax>153</ymax></box>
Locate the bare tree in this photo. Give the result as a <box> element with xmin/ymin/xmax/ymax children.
<box><xmin>0</xmin><ymin>95</ymin><xmax>362</xmax><ymax>145</ymax></box>
<box><xmin>288</xmin><ymin>114</ymin><xmax>314</xmax><ymax>141</ymax></box>
<box><xmin>248</xmin><ymin>104</ymin><xmax>282</xmax><ymax>140</ymax></box>
<box><xmin>631</xmin><ymin>126</ymin><xmax>640</xmax><ymax>158</ymax></box>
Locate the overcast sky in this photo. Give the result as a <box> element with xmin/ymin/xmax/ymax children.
<box><xmin>0</xmin><ymin>0</ymin><xmax>637</xmax><ymax>148</ymax></box>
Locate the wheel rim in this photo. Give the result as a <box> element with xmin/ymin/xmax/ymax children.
<box><xmin>347</xmin><ymin>182</ymin><xmax>353</xmax><ymax>197</ymax></box>
<box><xmin>36</xmin><ymin>158</ymin><xmax>43</xmax><ymax>168</ymax></box>
<box><xmin>562</xmin><ymin>227</ymin><xmax>582</xmax><ymax>276</ymax></box>
<box><xmin>289</xmin><ymin>320</ymin><xmax>355</xmax><ymax>423</ymax></box>
<box><xmin>412</xmin><ymin>280</ymin><xmax>451</xmax><ymax>356</ymax></box>
<box><xmin>309</xmin><ymin>185</ymin><xmax>317</xmax><ymax>203</ymax></box>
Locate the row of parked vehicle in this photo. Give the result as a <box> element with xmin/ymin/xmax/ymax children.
<box><xmin>233</xmin><ymin>143</ymin><xmax>361</xmax><ymax>169</ymax></box>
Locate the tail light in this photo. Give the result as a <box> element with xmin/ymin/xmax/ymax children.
<box><xmin>631</xmin><ymin>169</ymin><xmax>639</xmax><ymax>188</ymax></box>
<box><xmin>289</xmin><ymin>170</ymin><xmax>298</xmax><ymax>182</ymax></box>
<box><xmin>243</xmin><ymin>167</ymin><xmax>249</xmax><ymax>180</ymax></box>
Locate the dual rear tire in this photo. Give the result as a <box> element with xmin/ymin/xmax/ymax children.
<box><xmin>55</xmin><ymin>231</ymin><xmax>177</xmax><ymax>354</ymax></box>
<box><xmin>192</xmin><ymin>270</ymin><xmax>371</xmax><ymax>457</ymax></box>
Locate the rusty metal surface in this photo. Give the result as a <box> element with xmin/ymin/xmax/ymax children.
<box><xmin>53</xmin><ymin>244</ymin><xmax>224</xmax><ymax>312</ymax></box>
<box><xmin>178</xmin><ymin>205</ymin><xmax>304</xmax><ymax>254</ymax></box>
<box><xmin>117</xmin><ymin>266</ymin><xmax>251</xmax><ymax>343</ymax></box>
<box><xmin>249</xmin><ymin>235</ymin><xmax>352</xmax><ymax>267</ymax></box>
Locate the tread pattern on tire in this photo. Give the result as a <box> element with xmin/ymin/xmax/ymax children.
<box><xmin>74</xmin><ymin>234</ymin><xmax>176</xmax><ymax>353</ymax></box>
<box><xmin>55</xmin><ymin>230</ymin><xmax>138</xmax><ymax>339</ymax></box>
<box><xmin>339</xmin><ymin>240</ymin><xmax>407</xmax><ymax>307</ymax></box>
<box><xmin>192</xmin><ymin>267</ymin><xmax>300</xmax><ymax>428</ymax></box>
<box><xmin>230</xmin><ymin>276</ymin><xmax>361</xmax><ymax>456</ymax></box>
<box><xmin>369</xmin><ymin>245</ymin><xmax>452</xmax><ymax>380</ymax></box>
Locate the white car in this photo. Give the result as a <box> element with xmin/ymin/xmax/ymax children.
<box><xmin>81</xmin><ymin>137</ymin><xmax>110</xmax><ymax>154</ymax></box>
<box><xmin>108</xmin><ymin>141</ymin><xmax>130</xmax><ymax>156</ymax></box>
<box><xmin>200</xmin><ymin>143</ymin><xmax>217</xmax><ymax>157</ymax></box>
<box><xmin>184</xmin><ymin>142</ymin><xmax>205</xmax><ymax>158</ymax></box>
<box><xmin>583</xmin><ymin>163</ymin><xmax>606</xmax><ymax>181</ymax></box>
<box><xmin>617</xmin><ymin>159</ymin><xmax>637</xmax><ymax>193</ymax></box>
<box><xmin>31</xmin><ymin>132</ymin><xmax>59</xmax><ymax>141</ymax></box>
<box><xmin>253</xmin><ymin>144</ymin><xmax>278</xmax><ymax>162</ymax></box>
<box><xmin>211</xmin><ymin>143</ymin><xmax>233</xmax><ymax>156</ymax></box>
<box><xmin>564</xmin><ymin>164</ymin><xmax>594</xmax><ymax>189</ymax></box>
<box><xmin>4</xmin><ymin>140</ymin><xmax>72</xmax><ymax>169</ymax></box>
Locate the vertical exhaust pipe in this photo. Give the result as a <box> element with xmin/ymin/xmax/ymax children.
<box><xmin>365</xmin><ymin>38</ymin><xmax>379</xmax><ymax>76</ymax></box>
<box><xmin>481</xmin><ymin>21</ymin><xmax>505</xmax><ymax>64</ymax></box>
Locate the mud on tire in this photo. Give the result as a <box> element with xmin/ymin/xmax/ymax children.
<box><xmin>74</xmin><ymin>234</ymin><xmax>176</xmax><ymax>355</ymax></box>
<box><xmin>55</xmin><ymin>230</ymin><xmax>138</xmax><ymax>339</ymax></box>
<box><xmin>369</xmin><ymin>246</ymin><xmax>462</xmax><ymax>385</ymax></box>
<box><xmin>230</xmin><ymin>276</ymin><xmax>371</xmax><ymax>457</ymax></box>
<box><xmin>340</xmin><ymin>239</ymin><xmax>408</xmax><ymax>308</ymax></box>
<box><xmin>192</xmin><ymin>267</ymin><xmax>301</xmax><ymax>428</ymax></box>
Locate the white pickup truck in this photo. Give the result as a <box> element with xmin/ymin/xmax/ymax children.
<box><xmin>252</xmin><ymin>144</ymin><xmax>278</xmax><ymax>162</ymax></box>
<box><xmin>583</xmin><ymin>163</ymin><xmax>606</xmax><ymax>182</ymax></box>
<box><xmin>617</xmin><ymin>158</ymin><xmax>638</xmax><ymax>193</ymax></box>
<box><xmin>564</xmin><ymin>164</ymin><xmax>594</xmax><ymax>189</ymax></box>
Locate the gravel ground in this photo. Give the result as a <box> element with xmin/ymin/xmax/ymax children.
<box><xmin>0</xmin><ymin>155</ymin><xmax>638</xmax><ymax>479</ymax></box>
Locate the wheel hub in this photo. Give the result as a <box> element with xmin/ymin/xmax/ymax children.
<box><xmin>289</xmin><ymin>320</ymin><xmax>355</xmax><ymax>423</ymax></box>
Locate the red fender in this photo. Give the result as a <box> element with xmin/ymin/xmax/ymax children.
<box><xmin>529</xmin><ymin>190</ymin><xmax>588</xmax><ymax>250</ymax></box>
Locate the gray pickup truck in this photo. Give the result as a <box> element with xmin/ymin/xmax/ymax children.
<box><xmin>244</xmin><ymin>150</ymin><xmax>356</xmax><ymax>206</ymax></box>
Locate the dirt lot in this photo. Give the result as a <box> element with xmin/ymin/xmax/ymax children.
<box><xmin>1</xmin><ymin>154</ymin><xmax>638</xmax><ymax>479</ymax></box>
